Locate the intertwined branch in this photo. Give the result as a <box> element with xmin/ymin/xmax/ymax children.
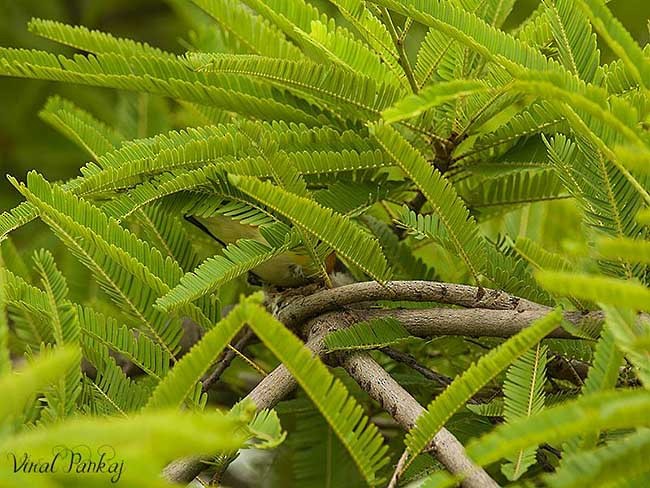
<box><xmin>164</xmin><ymin>280</ymin><xmax>601</xmax><ymax>486</ymax></box>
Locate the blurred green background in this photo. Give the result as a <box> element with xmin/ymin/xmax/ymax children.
<box><xmin>0</xmin><ymin>0</ymin><xmax>648</xmax><ymax>239</ymax></box>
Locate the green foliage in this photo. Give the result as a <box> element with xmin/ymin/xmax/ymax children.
<box><xmin>501</xmin><ymin>343</ymin><xmax>548</xmax><ymax>480</ymax></box>
<box><xmin>536</xmin><ymin>271</ymin><xmax>650</xmax><ymax>311</ymax></box>
<box><xmin>231</xmin><ymin>174</ymin><xmax>392</xmax><ymax>282</ymax></box>
<box><xmin>544</xmin><ymin>429</ymin><xmax>650</xmax><ymax>488</ymax></box>
<box><xmin>0</xmin><ymin>0</ymin><xmax>649</xmax><ymax>486</ymax></box>
<box><xmin>382</xmin><ymin>80</ymin><xmax>490</xmax><ymax>123</ymax></box>
<box><xmin>0</xmin><ymin>346</ymin><xmax>79</xmax><ymax>423</ymax></box>
<box><xmin>276</xmin><ymin>399</ymin><xmax>367</xmax><ymax>487</ymax></box>
<box><xmin>0</xmin><ymin>256</ymin><xmax>10</xmax><ymax>376</ymax></box>
<box><xmin>242</xmin><ymin>403</ymin><xmax>287</xmax><ymax>449</ymax></box>
<box><xmin>77</xmin><ymin>304</ymin><xmax>171</xmax><ymax>379</ymax></box>
<box><xmin>0</xmin><ymin>406</ymin><xmax>247</xmax><ymax>487</ymax></box>
<box><xmin>145</xmin><ymin>294</ymin><xmax>260</xmax><ymax>410</ymax></box>
<box><xmin>156</xmin><ymin>236</ymin><xmax>291</xmax><ymax>311</ymax></box>
<box><xmin>39</xmin><ymin>95</ymin><xmax>124</xmax><ymax>158</ymax></box>
<box><xmin>601</xmin><ymin>306</ymin><xmax>650</xmax><ymax>387</ymax></box>
<box><xmin>370</xmin><ymin>122</ymin><xmax>486</xmax><ymax>282</ymax></box>
<box><xmin>564</xmin><ymin>326</ymin><xmax>622</xmax><ymax>453</ymax></box>
<box><xmin>405</xmin><ymin>309</ymin><xmax>562</xmax><ymax>464</ymax></box>
<box><xmin>466</xmin><ymin>389</ymin><xmax>650</xmax><ymax>468</ymax></box>
<box><xmin>244</xmin><ymin>304</ymin><xmax>390</xmax><ymax>485</ymax></box>
<box><xmin>544</xmin><ymin>0</ymin><xmax>600</xmax><ymax>82</ymax></box>
<box><xmin>576</xmin><ymin>0</ymin><xmax>650</xmax><ymax>88</ymax></box>
<box><xmin>324</xmin><ymin>317</ymin><xmax>410</xmax><ymax>351</ymax></box>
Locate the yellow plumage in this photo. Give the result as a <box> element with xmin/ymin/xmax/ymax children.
<box><xmin>190</xmin><ymin>215</ymin><xmax>333</xmax><ymax>287</ymax></box>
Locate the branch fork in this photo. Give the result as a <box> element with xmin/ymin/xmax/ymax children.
<box><xmin>165</xmin><ymin>280</ymin><xmax>603</xmax><ymax>486</ymax></box>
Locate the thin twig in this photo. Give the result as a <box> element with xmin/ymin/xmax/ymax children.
<box><xmin>381</xmin><ymin>347</ymin><xmax>453</xmax><ymax>387</ymax></box>
<box><xmin>381</xmin><ymin>346</ymin><xmax>503</xmax><ymax>405</ymax></box>
<box><xmin>380</xmin><ymin>7</ymin><xmax>419</xmax><ymax>93</ymax></box>
<box><xmin>387</xmin><ymin>448</ymin><xmax>410</xmax><ymax>488</ymax></box>
<box><xmin>202</xmin><ymin>329</ymin><xmax>256</xmax><ymax>393</ymax></box>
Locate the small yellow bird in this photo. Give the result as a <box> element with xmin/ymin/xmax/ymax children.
<box><xmin>186</xmin><ymin>214</ymin><xmax>337</xmax><ymax>288</ymax></box>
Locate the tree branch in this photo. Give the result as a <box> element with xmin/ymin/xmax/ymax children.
<box><xmin>356</xmin><ymin>308</ymin><xmax>602</xmax><ymax>339</ymax></box>
<box><xmin>164</xmin><ymin>281</ymin><xmax>604</xmax><ymax>484</ymax></box>
<box><xmin>274</xmin><ymin>280</ymin><xmax>550</xmax><ymax>329</ymax></box>
<box><xmin>342</xmin><ymin>352</ymin><xmax>498</xmax><ymax>488</ymax></box>
<box><xmin>163</xmin><ymin>321</ymin><xmax>333</xmax><ymax>484</ymax></box>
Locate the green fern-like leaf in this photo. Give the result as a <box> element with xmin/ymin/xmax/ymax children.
<box><xmin>575</xmin><ymin>0</ymin><xmax>650</xmax><ymax>89</ymax></box>
<box><xmin>156</xmin><ymin>238</ymin><xmax>291</xmax><ymax>311</ymax></box>
<box><xmin>77</xmin><ymin>304</ymin><xmax>171</xmax><ymax>379</ymax></box>
<box><xmin>84</xmin><ymin>354</ymin><xmax>153</xmax><ymax>414</ymax></box>
<box><xmin>369</xmin><ymin>0</ymin><xmax>558</xmax><ymax>73</ymax></box>
<box><xmin>545</xmin><ymin>430</ymin><xmax>650</xmax><ymax>488</ymax></box>
<box><xmin>466</xmin><ymin>389</ymin><xmax>650</xmax><ymax>471</ymax></box>
<box><xmin>280</xmin><ymin>399</ymin><xmax>366</xmax><ymax>487</ymax></box>
<box><xmin>501</xmin><ymin>343</ymin><xmax>548</xmax><ymax>480</ymax></box>
<box><xmin>0</xmin><ymin>256</ymin><xmax>8</xmax><ymax>376</ymax></box>
<box><xmin>191</xmin><ymin>0</ymin><xmax>305</xmax><ymax>61</ymax></box>
<box><xmin>326</xmin><ymin>0</ymin><xmax>406</xmax><ymax>88</ymax></box>
<box><xmin>544</xmin><ymin>0</ymin><xmax>600</xmax><ymax>82</ymax></box>
<box><xmin>32</xmin><ymin>250</ymin><xmax>82</xmax><ymax>422</ymax></box>
<box><xmin>0</xmin><ymin>202</ymin><xmax>40</xmax><ymax>244</ymax></box>
<box><xmin>245</xmin><ymin>303</ymin><xmax>390</xmax><ymax>485</ymax></box>
<box><xmin>536</xmin><ymin>270</ymin><xmax>650</xmax><ymax>311</ymax></box>
<box><xmin>32</xmin><ymin>249</ymin><xmax>79</xmax><ymax>345</ymax></box>
<box><xmin>382</xmin><ymin>80</ymin><xmax>490</xmax><ymax>123</ymax></box>
<box><xmin>28</xmin><ymin>18</ymin><xmax>174</xmax><ymax>58</ymax></box>
<box><xmin>596</xmin><ymin>237</ymin><xmax>650</xmax><ymax>265</ymax></box>
<box><xmin>414</xmin><ymin>23</ymin><xmax>464</xmax><ymax>87</ymax></box>
<box><xmin>1</xmin><ymin>267</ymin><xmax>57</xmax><ymax>347</ymax></box>
<box><xmin>0</xmin><ymin>48</ymin><xmax>322</xmax><ymax>125</ymax></box>
<box><xmin>9</xmin><ymin>172</ymin><xmax>197</xmax><ymax>357</ymax></box>
<box><xmin>462</xmin><ymin>169</ymin><xmax>566</xmax><ymax>219</ymax></box>
<box><xmin>0</xmin><ymin>346</ymin><xmax>79</xmax><ymax>423</ymax></box>
<box><xmin>39</xmin><ymin>95</ymin><xmax>123</xmax><ymax>158</ymax></box>
<box><xmin>362</xmin><ymin>216</ymin><xmax>436</xmax><ymax>280</ymax></box>
<box><xmin>230</xmin><ymin>174</ymin><xmax>391</xmax><ymax>283</ymax></box>
<box><xmin>564</xmin><ymin>326</ymin><xmax>623</xmax><ymax>454</ymax></box>
<box><xmin>515</xmin><ymin>237</ymin><xmax>573</xmax><ymax>272</ymax></box>
<box><xmin>137</xmin><ymin>204</ymin><xmax>202</xmax><ymax>272</ymax></box>
<box><xmin>240</xmin><ymin>0</ymin><xmax>399</xmax><ymax>87</ymax></box>
<box><xmin>244</xmin><ymin>405</ymin><xmax>287</xmax><ymax>450</ymax></box>
<box><xmin>405</xmin><ymin>309</ymin><xmax>562</xmax><ymax>461</ymax></box>
<box><xmin>324</xmin><ymin>318</ymin><xmax>410</xmax><ymax>351</ymax></box>
<box><xmin>601</xmin><ymin>306</ymin><xmax>650</xmax><ymax>387</ymax></box>
<box><xmin>0</xmin><ymin>408</ymin><xmax>247</xmax><ymax>482</ymax></box>
<box><xmin>545</xmin><ymin>134</ymin><xmax>644</xmax><ymax>277</ymax></box>
<box><xmin>145</xmin><ymin>294</ymin><xmax>261</xmax><ymax>410</ymax></box>
<box><xmin>370</xmin><ymin>122</ymin><xmax>486</xmax><ymax>281</ymax></box>
<box><xmin>187</xmin><ymin>53</ymin><xmax>401</xmax><ymax>121</ymax></box>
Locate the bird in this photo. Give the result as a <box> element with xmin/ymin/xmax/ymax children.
<box><xmin>185</xmin><ymin>214</ymin><xmax>337</xmax><ymax>288</ymax></box>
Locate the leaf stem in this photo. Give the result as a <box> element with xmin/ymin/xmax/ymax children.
<box><xmin>380</xmin><ymin>7</ymin><xmax>419</xmax><ymax>93</ymax></box>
